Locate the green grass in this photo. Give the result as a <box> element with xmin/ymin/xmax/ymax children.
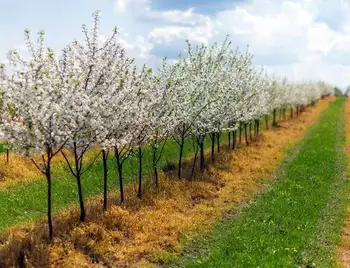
<box><xmin>0</xmin><ymin>108</ymin><xmax>296</xmax><ymax>232</ymax></box>
<box><xmin>169</xmin><ymin>98</ymin><xmax>349</xmax><ymax>267</ymax></box>
<box><xmin>0</xmin><ymin>128</ymin><xmax>238</xmax><ymax>231</ymax></box>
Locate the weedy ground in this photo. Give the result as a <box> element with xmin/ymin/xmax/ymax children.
<box><xmin>172</xmin><ymin>98</ymin><xmax>348</xmax><ymax>267</ymax></box>
<box><xmin>0</xmin><ymin>124</ymin><xmax>234</xmax><ymax>230</ymax></box>
<box><xmin>0</xmin><ymin>105</ymin><xmax>312</xmax><ymax>231</ymax></box>
<box><xmin>0</xmin><ymin>98</ymin><xmax>331</xmax><ymax>267</ymax></box>
<box><xmin>337</xmin><ymin>99</ymin><xmax>350</xmax><ymax>268</ymax></box>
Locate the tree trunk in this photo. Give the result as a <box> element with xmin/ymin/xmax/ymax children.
<box><xmin>249</xmin><ymin>123</ymin><xmax>252</xmax><ymax>141</ymax></box>
<box><xmin>211</xmin><ymin>133</ymin><xmax>215</xmax><ymax>161</ymax></box>
<box><xmin>254</xmin><ymin>120</ymin><xmax>257</xmax><ymax>136</ymax></box>
<box><xmin>265</xmin><ymin>115</ymin><xmax>269</xmax><ymax>130</ymax></box>
<box><xmin>76</xmin><ymin>173</ymin><xmax>85</xmax><ymax>222</ymax></box>
<box><xmin>273</xmin><ymin>109</ymin><xmax>277</xmax><ymax>127</ymax></box>
<box><xmin>6</xmin><ymin>148</ymin><xmax>9</xmax><ymax>164</ymax></box>
<box><xmin>228</xmin><ymin>131</ymin><xmax>231</xmax><ymax>148</ymax></box>
<box><xmin>216</xmin><ymin>132</ymin><xmax>220</xmax><ymax>153</ymax></box>
<box><xmin>138</xmin><ymin>146</ymin><xmax>142</xmax><ymax>199</ymax></box>
<box><xmin>232</xmin><ymin>130</ymin><xmax>237</xmax><ymax>150</ymax></box>
<box><xmin>102</xmin><ymin>150</ymin><xmax>108</xmax><ymax>211</ymax></box>
<box><xmin>239</xmin><ymin>124</ymin><xmax>242</xmax><ymax>144</ymax></box>
<box><xmin>199</xmin><ymin>136</ymin><xmax>205</xmax><ymax>172</ymax></box>
<box><xmin>115</xmin><ymin>148</ymin><xmax>124</xmax><ymax>203</ymax></box>
<box><xmin>72</xmin><ymin>143</ymin><xmax>86</xmax><ymax>223</ymax></box>
<box><xmin>152</xmin><ymin>145</ymin><xmax>159</xmax><ymax>188</ymax></box>
<box><xmin>245</xmin><ymin>123</ymin><xmax>249</xmax><ymax>145</ymax></box>
<box><xmin>290</xmin><ymin>107</ymin><xmax>294</xmax><ymax>118</ymax></box>
<box><xmin>190</xmin><ymin>150</ymin><xmax>198</xmax><ymax>180</ymax></box>
<box><xmin>46</xmin><ymin>162</ymin><xmax>53</xmax><ymax>241</ymax></box>
<box><xmin>178</xmin><ymin>136</ymin><xmax>185</xmax><ymax>179</ymax></box>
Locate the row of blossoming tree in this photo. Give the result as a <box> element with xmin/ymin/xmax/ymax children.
<box><xmin>0</xmin><ymin>12</ymin><xmax>334</xmax><ymax>240</ymax></box>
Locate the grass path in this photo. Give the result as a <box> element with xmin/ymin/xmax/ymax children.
<box><xmin>173</xmin><ymin>98</ymin><xmax>348</xmax><ymax>267</ymax></box>
<box><xmin>0</xmin><ymin>133</ymin><xmax>233</xmax><ymax>231</ymax></box>
<box><xmin>0</xmin><ymin>100</ymin><xmax>331</xmax><ymax>267</ymax></box>
<box><xmin>336</xmin><ymin>100</ymin><xmax>350</xmax><ymax>267</ymax></box>
<box><xmin>0</xmin><ymin>109</ymin><xmax>297</xmax><ymax>231</ymax></box>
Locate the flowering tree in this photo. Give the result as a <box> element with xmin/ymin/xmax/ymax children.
<box><xmin>1</xmin><ymin>30</ymin><xmax>69</xmax><ymax>240</ymax></box>
<box><xmin>59</xmin><ymin>11</ymin><xmax>133</xmax><ymax>218</ymax></box>
<box><xmin>148</xmin><ymin>59</ymin><xmax>178</xmax><ymax>187</ymax></box>
<box><xmin>0</xmin><ymin>11</ymin><xmax>336</xmax><ymax>232</ymax></box>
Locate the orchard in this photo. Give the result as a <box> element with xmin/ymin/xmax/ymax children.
<box><xmin>0</xmin><ymin>11</ymin><xmax>344</xmax><ymax>268</ymax></box>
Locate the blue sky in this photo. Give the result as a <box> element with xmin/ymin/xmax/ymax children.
<box><xmin>1</xmin><ymin>0</ymin><xmax>350</xmax><ymax>89</ymax></box>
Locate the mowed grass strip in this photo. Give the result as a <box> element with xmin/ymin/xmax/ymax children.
<box><xmin>179</xmin><ymin>98</ymin><xmax>347</xmax><ymax>267</ymax></box>
<box><xmin>0</xmin><ymin>102</ymin><xmax>327</xmax><ymax>232</ymax></box>
<box><xmin>0</xmin><ymin>129</ymin><xmax>237</xmax><ymax>231</ymax></box>
<box><xmin>335</xmin><ymin>100</ymin><xmax>350</xmax><ymax>267</ymax></box>
<box><xmin>0</xmin><ymin>109</ymin><xmax>292</xmax><ymax>231</ymax></box>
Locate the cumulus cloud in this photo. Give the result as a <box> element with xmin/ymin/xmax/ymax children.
<box><xmin>112</xmin><ymin>0</ymin><xmax>350</xmax><ymax>89</ymax></box>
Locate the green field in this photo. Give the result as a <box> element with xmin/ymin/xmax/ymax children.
<box><xmin>168</xmin><ymin>98</ymin><xmax>349</xmax><ymax>267</ymax></box>
<box><xmin>0</xmin><ymin>127</ymin><xmax>240</xmax><ymax>231</ymax></box>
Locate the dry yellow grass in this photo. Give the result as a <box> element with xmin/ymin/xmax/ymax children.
<box><xmin>0</xmin><ymin>98</ymin><xmax>332</xmax><ymax>267</ymax></box>
<box><xmin>337</xmin><ymin>100</ymin><xmax>350</xmax><ymax>268</ymax></box>
<box><xmin>0</xmin><ymin>152</ymin><xmax>41</xmax><ymax>188</ymax></box>
<box><xmin>0</xmin><ymin>145</ymin><xmax>101</xmax><ymax>189</ymax></box>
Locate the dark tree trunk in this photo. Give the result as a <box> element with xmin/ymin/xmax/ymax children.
<box><xmin>249</xmin><ymin>123</ymin><xmax>252</xmax><ymax>141</ymax></box>
<box><xmin>254</xmin><ymin>120</ymin><xmax>257</xmax><ymax>136</ymax></box>
<box><xmin>102</xmin><ymin>150</ymin><xmax>108</xmax><ymax>211</ymax></box>
<box><xmin>283</xmin><ymin>108</ymin><xmax>286</xmax><ymax>120</ymax></box>
<box><xmin>255</xmin><ymin>119</ymin><xmax>259</xmax><ymax>136</ymax></box>
<box><xmin>17</xmin><ymin>250</ymin><xmax>25</xmax><ymax>267</ymax></box>
<box><xmin>265</xmin><ymin>115</ymin><xmax>269</xmax><ymax>130</ymax></box>
<box><xmin>31</xmin><ymin>145</ymin><xmax>60</xmax><ymax>241</ymax></box>
<box><xmin>232</xmin><ymin>130</ymin><xmax>237</xmax><ymax>150</ymax></box>
<box><xmin>216</xmin><ymin>132</ymin><xmax>220</xmax><ymax>153</ymax></box>
<box><xmin>273</xmin><ymin>109</ymin><xmax>277</xmax><ymax>127</ymax></box>
<box><xmin>61</xmin><ymin>142</ymin><xmax>87</xmax><ymax>223</ymax></box>
<box><xmin>115</xmin><ymin>148</ymin><xmax>124</xmax><ymax>203</ymax></box>
<box><xmin>32</xmin><ymin>146</ymin><xmax>55</xmax><ymax>241</ymax></box>
<box><xmin>228</xmin><ymin>131</ymin><xmax>231</xmax><ymax>148</ymax></box>
<box><xmin>76</xmin><ymin>172</ymin><xmax>85</xmax><ymax>222</ymax></box>
<box><xmin>199</xmin><ymin>136</ymin><xmax>205</xmax><ymax>172</ymax></box>
<box><xmin>71</xmin><ymin>143</ymin><xmax>86</xmax><ymax>222</ymax></box>
<box><xmin>46</xmin><ymin>159</ymin><xmax>53</xmax><ymax>241</ymax></box>
<box><xmin>290</xmin><ymin>107</ymin><xmax>294</xmax><ymax>118</ymax></box>
<box><xmin>6</xmin><ymin>148</ymin><xmax>9</xmax><ymax>164</ymax></box>
<box><xmin>239</xmin><ymin>125</ymin><xmax>242</xmax><ymax>144</ymax></box>
<box><xmin>190</xmin><ymin>149</ymin><xmax>198</xmax><ymax>179</ymax></box>
<box><xmin>210</xmin><ymin>133</ymin><xmax>215</xmax><ymax>161</ymax></box>
<box><xmin>245</xmin><ymin>123</ymin><xmax>249</xmax><ymax>145</ymax></box>
<box><xmin>178</xmin><ymin>135</ymin><xmax>185</xmax><ymax>179</ymax></box>
<box><xmin>138</xmin><ymin>146</ymin><xmax>142</xmax><ymax>199</ymax></box>
<box><xmin>152</xmin><ymin>145</ymin><xmax>159</xmax><ymax>188</ymax></box>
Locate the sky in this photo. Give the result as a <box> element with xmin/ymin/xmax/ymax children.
<box><xmin>1</xmin><ymin>0</ymin><xmax>350</xmax><ymax>90</ymax></box>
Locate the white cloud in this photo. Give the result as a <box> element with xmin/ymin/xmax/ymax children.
<box><xmin>114</xmin><ymin>0</ymin><xmax>150</xmax><ymax>13</ymax></box>
<box><xmin>112</xmin><ymin>0</ymin><xmax>350</xmax><ymax>89</ymax></box>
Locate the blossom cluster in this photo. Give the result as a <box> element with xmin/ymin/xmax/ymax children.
<box><xmin>0</xmin><ymin>12</ymin><xmax>333</xmax><ymax>158</ymax></box>
<box><xmin>0</xmin><ymin>11</ymin><xmax>335</xmax><ymax>238</ymax></box>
